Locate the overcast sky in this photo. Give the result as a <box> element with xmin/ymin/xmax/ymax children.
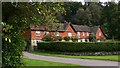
<box><xmin>71</xmin><ymin>0</ymin><xmax>119</xmax><ymax>5</ymax></box>
<box><xmin>72</xmin><ymin>0</ymin><xmax>119</xmax><ymax>3</ymax></box>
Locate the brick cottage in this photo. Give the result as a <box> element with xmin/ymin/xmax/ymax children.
<box><xmin>23</xmin><ymin>22</ymin><xmax>106</xmax><ymax>46</ymax></box>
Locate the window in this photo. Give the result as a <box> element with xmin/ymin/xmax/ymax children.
<box><xmin>36</xmin><ymin>40</ymin><xmax>41</xmax><ymax>43</ymax></box>
<box><xmin>99</xmin><ymin>32</ymin><xmax>101</xmax><ymax>36</ymax></box>
<box><xmin>46</xmin><ymin>32</ymin><xmax>49</xmax><ymax>34</ymax></box>
<box><xmin>77</xmin><ymin>32</ymin><xmax>80</xmax><ymax>36</ymax></box>
<box><xmin>36</xmin><ymin>31</ymin><xmax>40</xmax><ymax>36</ymax></box>
<box><xmin>44</xmin><ymin>31</ymin><xmax>49</xmax><ymax>35</ymax></box>
<box><xmin>82</xmin><ymin>32</ymin><xmax>84</xmax><ymax>36</ymax></box>
<box><xmin>68</xmin><ymin>32</ymin><xmax>72</xmax><ymax>37</ymax></box>
<box><xmin>56</xmin><ymin>32</ymin><xmax>59</xmax><ymax>36</ymax></box>
<box><xmin>86</xmin><ymin>32</ymin><xmax>89</xmax><ymax>36</ymax></box>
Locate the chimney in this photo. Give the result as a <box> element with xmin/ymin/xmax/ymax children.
<box><xmin>64</xmin><ymin>20</ymin><xmax>67</xmax><ymax>23</ymax></box>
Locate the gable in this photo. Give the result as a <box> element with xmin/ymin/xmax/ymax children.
<box><xmin>95</xmin><ymin>27</ymin><xmax>106</xmax><ymax>39</ymax></box>
<box><xmin>65</xmin><ymin>24</ymin><xmax>75</xmax><ymax>33</ymax></box>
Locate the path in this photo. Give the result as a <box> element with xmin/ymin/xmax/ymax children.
<box><xmin>23</xmin><ymin>52</ymin><xmax>119</xmax><ymax>68</ymax></box>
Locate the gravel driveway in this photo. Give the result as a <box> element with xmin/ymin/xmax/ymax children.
<box><xmin>23</xmin><ymin>52</ymin><xmax>119</xmax><ymax>68</ymax></box>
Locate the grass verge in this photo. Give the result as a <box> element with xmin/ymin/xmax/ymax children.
<box><xmin>23</xmin><ymin>58</ymin><xmax>91</xmax><ymax>68</ymax></box>
<box><xmin>30</xmin><ymin>51</ymin><xmax>120</xmax><ymax>62</ymax></box>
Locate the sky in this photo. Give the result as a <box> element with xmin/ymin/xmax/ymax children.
<box><xmin>27</xmin><ymin>0</ymin><xmax>119</xmax><ymax>3</ymax></box>
<box><xmin>71</xmin><ymin>0</ymin><xmax>119</xmax><ymax>5</ymax></box>
<box><xmin>71</xmin><ymin>0</ymin><xmax>119</xmax><ymax>3</ymax></box>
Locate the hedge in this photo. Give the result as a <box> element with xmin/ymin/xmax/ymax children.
<box><xmin>37</xmin><ymin>42</ymin><xmax>120</xmax><ymax>52</ymax></box>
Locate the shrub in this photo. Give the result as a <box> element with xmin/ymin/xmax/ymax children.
<box><xmin>42</xmin><ymin>34</ymin><xmax>57</xmax><ymax>41</ymax></box>
<box><xmin>37</xmin><ymin>42</ymin><xmax>120</xmax><ymax>52</ymax></box>
<box><xmin>72</xmin><ymin>36</ymin><xmax>78</xmax><ymax>42</ymax></box>
<box><xmin>99</xmin><ymin>38</ymin><xmax>106</xmax><ymax>42</ymax></box>
<box><xmin>89</xmin><ymin>33</ymin><xmax>96</xmax><ymax>42</ymax></box>
<box><xmin>57</xmin><ymin>36</ymin><xmax>62</xmax><ymax>41</ymax></box>
<box><xmin>2</xmin><ymin>34</ymin><xmax>26</xmax><ymax>67</ymax></box>
<box><xmin>64</xmin><ymin>36</ymin><xmax>71</xmax><ymax>41</ymax></box>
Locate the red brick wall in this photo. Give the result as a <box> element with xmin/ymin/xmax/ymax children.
<box><xmin>31</xmin><ymin>31</ymin><xmax>59</xmax><ymax>39</ymax></box>
<box><xmin>59</xmin><ymin>24</ymin><xmax>76</xmax><ymax>38</ymax></box>
<box><xmin>24</xmin><ymin>25</ymin><xmax>106</xmax><ymax>44</ymax></box>
<box><xmin>31</xmin><ymin>31</ymin><xmax>44</xmax><ymax>39</ymax></box>
<box><xmin>30</xmin><ymin>24</ymin><xmax>91</xmax><ymax>39</ymax></box>
<box><xmin>77</xmin><ymin>32</ymin><xmax>90</xmax><ymax>39</ymax></box>
<box><xmin>95</xmin><ymin>27</ymin><xmax>105</xmax><ymax>39</ymax></box>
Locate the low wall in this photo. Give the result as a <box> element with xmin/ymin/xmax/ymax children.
<box><xmin>55</xmin><ymin>51</ymin><xmax>120</xmax><ymax>56</ymax></box>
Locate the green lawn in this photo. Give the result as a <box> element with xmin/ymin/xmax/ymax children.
<box><xmin>23</xmin><ymin>58</ymin><xmax>90</xmax><ymax>68</ymax></box>
<box><xmin>106</xmin><ymin>39</ymin><xmax>120</xmax><ymax>43</ymax></box>
<box><xmin>30</xmin><ymin>51</ymin><xmax>120</xmax><ymax>62</ymax></box>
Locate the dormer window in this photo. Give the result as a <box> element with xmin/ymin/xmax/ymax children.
<box><xmin>36</xmin><ymin>31</ymin><xmax>40</xmax><ymax>36</ymax></box>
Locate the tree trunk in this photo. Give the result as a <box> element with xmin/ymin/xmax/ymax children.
<box><xmin>28</xmin><ymin>40</ymin><xmax>34</xmax><ymax>52</ymax></box>
<box><xmin>112</xmin><ymin>35</ymin><xmax>114</xmax><ymax>42</ymax></box>
<box><xmin>28</xmin><ymin>45</ymin><xmax>34</xmax><ymax>52</ymax></box>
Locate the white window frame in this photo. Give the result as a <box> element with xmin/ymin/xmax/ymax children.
<box><xmin>56</xmin><ymin>32</ymin><xmax>59</xmax><ymax>36</ymax></box>
<box><xmin>68</xmin><ymin>32</ymin><xmax>72</xmax><ymax>37</ymax></box>
<box><xmin>82</xmin><ymin>39</ymin><xmax>85</xmax><ymax>42</ymax></box>
<box><xmin>86</xmin><ymin>32</ymin><xmax>89</xmax><ymax>36</ymax></box>
<box><xmin>36</xmin><ymin>31</ymin><xmax>41</xmax><ymax>36</ymax></box>
<box><xmin>99</xmin><ymin>32</ymin><xmax>101</xmax><ymax>36</ymax></box>
<box><xmin>77</xmin><ymin>32</ymin><xmax>80</xmax><ymax>36</ymax></box>
<box><xmin>82</xmin><ymin>32</ymin><xmax>84</xmax><ymax>36</ymax></box>
<box><xmin>44</xmin><ymin>31</ymin><xmax>49</xmax><ymax>35</ymax></box>
<box><xmin>46</xmin><ymin>32</ymin><xmax>49</xmax><ymax>34</ymax></box>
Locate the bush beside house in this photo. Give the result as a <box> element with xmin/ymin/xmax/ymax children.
<box><xmin>72</xmin><ymin>36</ymin><xmax>78</xmax><ymax>42</ymax></box>
<box><xmin>41</xmin><ymin>34</ymin><xmax>106</xmax><ymax>42</ymax></box>
<box><xmin>64</xmin><ymin>36</ymin><xmax>71</xmax><ymax>41</ymax></box>
<box><xmin>42</xmin><ymin>34</ymin><xmax>57</xmax><ymax>41</ymax></box>
<box><xmin>57</xmin><ymin>36</ymin><xmax>63</xmax><ymax>41</ymax></box>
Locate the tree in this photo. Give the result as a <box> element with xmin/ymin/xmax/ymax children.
<box><xmin>73</xmin><ymin>2</ymin><xmax>102</xmax><ymax>26</ymax></box>
<box><xmin>72</xmin><ymin>7</ymin><xmax>92</xmax><ymax>25</ymax></box>
<box><xmin>89</xmin><ymin>32</ymin><xmax>96</xmax><ymax>42</ymax></box>
<box><xmin>102</xmin><ymin>2</ymin><xmax>119</xmax><ymax>40</ymax></box>
<box><xmin>2</xmin><ymin>2</ymin><xmax>64</xmax><ymax>67</ymax></box>
<box><xmin>63</xmin><ymin>2</ymin><xmax>82</xmax><ymax>22</ymax></box>
<box><xmin>87</xmin><ymin>3</ymin><xmax>102</xmax><ymax>25</ymax></box>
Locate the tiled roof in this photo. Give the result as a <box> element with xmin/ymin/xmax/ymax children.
<box><xmin>30</xmin><ymin>23</ymin><xmax>99</xmax><ymax>34</ymax></box>
<box><xmin>30</xmin><ymin>23</ymin><xmax>69</xmax><ymax>31</ymax></box>
<box><xmin>30</xmin><ymin>25</ymin><xmax>46</xmax><ymax>31</ymax></box>
<box><xmin>90</xmin><ymin>26</ymin><xmax>100</xmax><ymax>34</ymax></box>
<box><xmin>71</xmin><ymin>24</ymin><xmax>91</xmax><ymax>32</ymax></box>
<box><xmin>53</xmin><ymin>23</ymin><xmax>69</xmax><ymax>31</ymax></box>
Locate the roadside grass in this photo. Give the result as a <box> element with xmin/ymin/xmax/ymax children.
<box><xmin>30</xmin><ymin>51</ymin><xmax>120</xmax><ymax>62</ymax></box>
<box><xmin>23</xmin><ymin>58</ymin><xmax>91</xmax><ymax>68</ymax></box>
<box><xmin>106</xmin><ymin>39</ymin><xmax>120</xmax><ymax>43</ymax></box>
